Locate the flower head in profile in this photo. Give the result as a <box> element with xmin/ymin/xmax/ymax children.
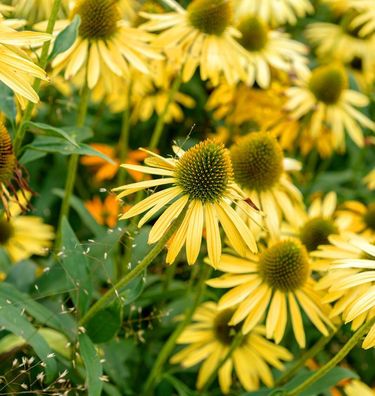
<box><xmin>114</xmin><ymin>140</ymin><xmax>259</xmax><ymax>267</ymax></box>
<box><xmin>235</xmin><ymin>15</ymin><xmax>308</xmax><ymax>88</ymax></box>
<box><xmin>52</xmin><ymin>0</ymin><xmax>162</xmax><ymax>90</ymax></box>
<box><xmin>230</xmin><ymin>132</ymin><xmax>303</xmax><ymax>239</ymax></box>
<box><xmin>0</xmin><ymin>14</ymin><xmax>50</xmax><ymax>106</ymax></box>
<box><xmin>170</xmin><ymin>302</ymin><xmax>292</xmax><ymax>393</ymax></box>
<box><xmin>336</xmin><ymin>201</ymin><xmax>375</xmax><ymax>239</ymax></box>
<box><xmin>313</xmin><ymin>234</ymin><xmax>375</xmax><ymax>349</ymax></box>
<box><xmin>236</xmin><ymin>0</ymin><xmax>314</xmax><ymax>26</ymax></box>
<box><xmin>284</xmin><ymin>192</ymin><xmax>347</xmax><ymax>252</ymax></box>
<box><xmin>0</xmin><ymin>194</ymin><xmax>54</xmax><ymax>263</ymax></box>
<box><xmin>284</xmin><ymin>64</ymin><xmax>375</xmax><ymax>151</ymax></box>
<box><xmin>11</xmin><ymin>0</ymin><xmax>69</xmax><ymax>24</ymax></box>
<box><xmin>0</xmin><ymin>122</ymin><xmax>33</xmax><ymax>218</ymax></box>
<box><xmin>207</xmin><ymin>239</ymin><xmax>334</xmax><ymax>347</ymax></box>
<box><xmin>141</xmin><ymin>0</ymin><xmax>248</xmax><ymax>85</ymax></box>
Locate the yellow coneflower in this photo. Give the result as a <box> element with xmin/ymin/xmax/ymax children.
<box><xmin>0</xmin><ymin>122</ymin><xmax>32</xmax><ymax>217</ymax></box>
<box><xmin>170</xmin><ymin>302</ymin><xmax>292</xmax><ymax>393</ymax></box>
<box><xmin>114</xmin><ymin>140</ymin><xmax>259</xmax><ymax>267</ymax></box>
<box><xmin>283</xmin><ymin>192</ymin><xmax>348</xmax><ymax>252</ymax></box>
<box><xmin>0</xmin><ymin>195</ymin><xmax>54</xmax><ymax>263</ymax></box>
<box><xmin>230</xmin><ymin>132</ymin><xmax>303</xmax><ymax>239</ymax></box>
<box><xmin>207</xmin><ymin>239</ymin><xmax>334</xmax><ymax>348</ymax></box>
<box><xmin>284</xmin><ymin>64</ymin><xmax>375</xmax><ymax>151</ymax></box>
<box><xmin>305</xmin><ymin>13</ymin><xmax>375</xmax><ymax>66</ymax></box>
<box><xmin>52</xmin><ymin>0</ymin><xmax>162</xmax><ymax>90</ymax></box>
<box><xmin>11</xmin><ymin>0</ymin><xmax>69</xmax><ymax>24</ymax></box>
<box><xmin>313</xmin><ymin>234</ymin><xmax>375</xmax><ymax>349</ymax></box>
<box><xmin>344</xmin><ymin>379</ymin><xmax>375</xmax><ymax>396</ymax></box>
<box><xmin>236</xmin><ymin>0</ymin><xmax>314</xmax><ymax>26</ymax></box>
<box><xmin>235</xmin><ymin>15</ymin><xmax>308</xmax><ymax>88</ymax></box>
<box><xmin>0</xmin><ymin>14</ymin><xmax>50</xmax><ymax>106</ymax></box>
<box><xmin>336</xmin><ymin>201</ymin><xmax>375</xmax><ymax>238</ymax></box>
<box><xmin>141</xmin><ymin>0</ymin><xmax>249</xmax><ymax>85</ymax></box>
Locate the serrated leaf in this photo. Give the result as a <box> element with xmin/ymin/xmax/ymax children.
<box><xmin>85</xmin><ymin>302</ymin><xmax>122</xmax><ymax>344</ymax></box>
<box><xmin>79</xmin><ymin>333</ymin><xmax>103</xmax><ymax>396</ymax></box>
<box><xmin>0</xmin><ymin>303</ymin><xmax>57</xmax><ymax>381</ymax></box>
<box><xmin>59</xmin><ymin>217</ymin><xmax>93</xmax><ymax>315</ymax></box>
<box><xmin>48</xmin><ymin>15</ymin><xmax>81</xmax><ymax>61</ymax></box>
<box><xmin>25</xmin><ymin>121</ymin><xmax>79</xmax><ymax>147</ymax></box>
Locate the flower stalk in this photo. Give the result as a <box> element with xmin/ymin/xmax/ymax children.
<box><xmin>13</xmin><ymin>0</ymin><xmax>63</xmax><ymax>155</ymax></box>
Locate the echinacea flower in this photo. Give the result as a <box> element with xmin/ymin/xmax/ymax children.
<box><xmin>170</xmin><ymin>302</ymin><xmax>292</xmax><ymax>393</ymax></box>
<box><xmin>235</xmin><ymin>15</ymin><xmax>308</xmax><ymax>88</ymax></box>
<box><xmin>141</xmin><ymin>0</ymin><xmax>249</xmax><ymax>85</ymax></box>
<box><xmin>52</xmin><ymin>0</ymin><xmax>162</xmax><ymax>90</ymax></box>
<box><xmin>0</xmin><ymin>122</ymin><xmax>32</xmax><ymax>217</ymax></box>
<box><xmin>283</xmin><ymin>192</ymin><xmax>347</xmax><ymax>252</ymax></box>
<box><xmin>207</xmin><ymin>239</ymin><xmax>334</xmax><ymax>347</ymax></box>
<box><xmin>284</xmin><ymin>64</ymin><xmax>375</xmax><ymax>151</ymax></box>
<box><xmin>114</xmin><ymin>140</ymin><xmax>259</xmax><ymax>267</ymax></box>
<box><xmin>236</xmin><ymin>0</ymin><xmax>314</xmax><ymax>26</ymax></box>
<box><xmin>11</xmin><ymin>0</ymin><xmax>69</xmax><ymax>24</ymax></box>
<box><xmin>313</xmin><ymin>234</ymin><xmax>375</xmax><ymax>349</ymax></box>
<box><xmin>0</xmin><ymin>14</ymin><xmax>50</xmax><ymax>106</ymax></box>
<box><xmin>230</xmin><ymin>131</ymin><xmax>303</xmax><ymax>238</ymax></box>
<box><xmin>336</xmin><ymin>201</ymin><xmax>375</xmax><ymax>238</ymax></box>
<box><xmin>0</xmin><ymin>195</ymin><xmax>54</xmax><ymax>263</ymax></box>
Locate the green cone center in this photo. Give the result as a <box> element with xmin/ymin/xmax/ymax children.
<box><xmin>213</xmin><ymin>308</ymin><xmax>242</xmax><ymax>345</ymax></box>
<box><xmin>259</xmin><ymin>240</ymin><xmax>310</xmax><ymax>292</ymax></box>
<box><xmin>309</xmin><ymin>65</ymin><xmax>347</xmax><ymax>104</ymax></box>
<box><xmin>175</xmin><ymin>140</ymin><xmax>233</xmax><ymax>203</ymax></box>
<box><xmin>237</xmin><ymin>16</ymin><xmax>269</xmax><ymax>52</ymax></box>
<box><xmin>188</xmin><ymin>0</ymin><xmax>232</xmax><ymax>36</ymax></box>
<box><xmin>0</xmin><ymin>219</ymin><xmax>14</xmax><ymax>245</ymax></box>
<box><xmin>74</xmin><ymin>0</ymin><xmax>121</xmax><ymax>40</ymax></box>
<box><xmin>300</xmin><ymin>216</ymin><xmax>338</xmax><ymax>251</ymax></box>
<box><xmin>230</xmin><ymin>132</ymin><xmax>283</xmax><ymax>191</ymax></box>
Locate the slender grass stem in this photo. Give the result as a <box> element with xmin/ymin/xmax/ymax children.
<box><xmin>285</xmin><ymin>318</ymin><xmax>375</xmax><ymax>396</ymax></box>
<box><xmin>149</xmin><ymin>74</ymin><xmax>181</xmax><ymax>150</ymax></box>
<box><xmin>79</xmin><ymin>208</ymin><xmax>187</xmax><ymax>326</ymax></box>
<box><xmin>13</xmin><ymin>0</ymin><xmax>62</xmax><ymax>155</ymax></box>
<box><xmin>55</xmin><ymin>81</ymin><xmax>90</xmax><ymax>248</ymax></box>
<box><xmin>143</xmin><ymin>264</ymin><xmax>211</xmax><ymax>395</ymax></box>
<box><xmin>275</xmin><ymin>329</ymin><xmax>337</xmax><ymax>387</ymax></box>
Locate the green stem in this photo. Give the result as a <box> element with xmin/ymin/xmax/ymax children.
<box><xmin>202</xmin><ymin>331</ymin><xmax>244</xmax><ymax>393</ymax></box>
<box><xmin>275</xmin><ymin>329</ymin><xmax>337</xmax><ymax>387</ymax></box>
<box><xmin>13</xmin><ymin>0</ymin><xmax>62</xmax><ymax>155</ymax></box>
<box><xmin>143</xmin><ymin>265</ymin><xmax>211</xmax><ymax>395</ymax></box>
<box><xmin>79</xmin><ymin>208</ymin><xmax>187</xmax><ymax>326</ymax></box>
<box><xmin>149</xmin><ymin>74</ymin><xmax>181</xmax><ymax>149</ymax></box>
<box><xmin>285</xmin><ymin>318</ymin><xmax>375</xmax><ymax>396</ymax></box>
<box><xmin>117</xmin><ymin>84</ymin><xmax>132</xmax><ymax>186</ymax></box>
<box><xmin>55</xmin><ymin>81</ymin><xmax>90</xmax><ymax>248</ymax></box>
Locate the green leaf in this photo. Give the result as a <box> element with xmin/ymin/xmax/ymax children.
<box><xmin>25</xmin><ymin>121</ymin><xmax>79</xmax><ymax>147</ymax></box>
<box><xmin>0</xmin><ymin>82</ymin><xmax>16</xmax><ymax>120</ymax></box>
<box><xmin>0</xmin><ymin>303</ymin><xmax>57</xmax><ymax>381</ymax></box>
<box><xmin>79</xmin><ymin>333</ymin><xmax>103</xmax><ymax>396</ymax></box>
<box><xmin>48</xmin><ymin>15</ymin><xmax>81</xmax><ymax>61</ymax></box>
<box><xmin>59</xmin><ymin>217</ymin><xmax>93</xmax><ymax>315</ymax></box>
<box><xmin>162</xmin><ymin>373</ymin><xmax>197</xmax><ymax>396</ymax></box>
<box><xmin>53</xmin><ymin>188</ymin><xmax>104</xmax><ymax>236</ymax></box>
<box><xmin>285</xmin><ymin>367</ymin><xmax>359</xmax><ymax>396</ymax></box>
<box><xmin>0</xmin><ymin>282</ymin><xmax>74</xmax><ymax>338</ymax></box>
<box><xmin>24</xmin><ymin>136</ymin><xmax>115</xmax><ymax>163</ymax></box>
<box><xmin>85</xmin><ymin>302</ymin><xmax>122</xmax><ymax>344</ymax></box>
